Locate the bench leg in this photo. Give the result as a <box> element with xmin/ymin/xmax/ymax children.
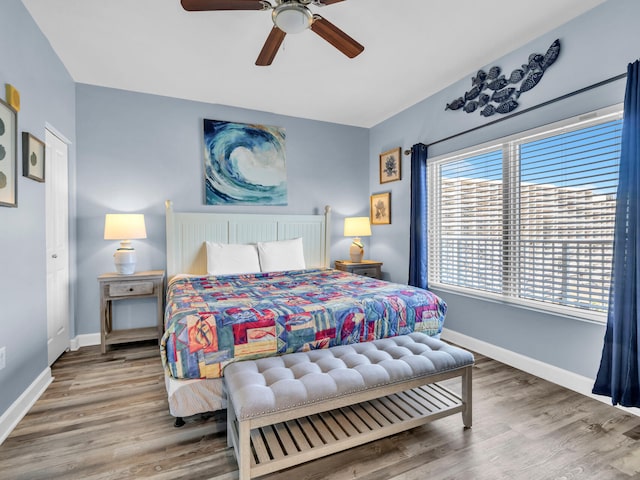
<box><xmin>227</xmin><ymin>403</ymin><xmax>235</xmax><ymax>448</ymax></box>
<box><xmin>462</xmin><ymin>365</ymin><xmax>473</xmax><ymax>429</ymax></box>
<box><xmin>238</xmin><ymin>421</ymin><xmax>251</xmax><ymax>480</ymax></box>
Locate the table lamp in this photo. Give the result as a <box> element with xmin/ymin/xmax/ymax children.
<box><xmin>104</xmin><ymin>213</ymin><xmax>147</xmax><ymax>274</ymax></box>
<box><xmin>343</xmin><ymin>216</ymin><xmax>372</xmax><ymax>263</ymax></box>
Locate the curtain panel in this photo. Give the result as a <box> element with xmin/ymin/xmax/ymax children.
<box><xmin>593</xmin><ymin>60</ymin><xmax>640</xmax><ymax>407</ymax></box>
<box><xmin>409</xmin><ymin>143</ymin><xmax>428</xmax><ymax>289</ymax></box>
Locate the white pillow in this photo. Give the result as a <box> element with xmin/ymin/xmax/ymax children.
<box><xmin>257</xmin><ymin>238</ymin><xmax>306</xmax><ymax>272</ymax></box>
<box><xmin>205</xmin><ymin>242</ymin><xmax>261</xmax><ymax>275</ymax></box>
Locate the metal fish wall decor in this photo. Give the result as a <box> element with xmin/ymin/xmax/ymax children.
<box><xmin>445</xmin><ymin>39</ymin><xmax>561</xmax><ymax>118</ymax></box>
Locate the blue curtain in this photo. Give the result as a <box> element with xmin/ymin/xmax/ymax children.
<box><xmin>409</xmin><ymin>143</ymin><xmax>428</xmax><ymax>289</ymax></box>
<box><xmin>592</xmin><ymin>60</ymin><xmax>640</xmax><ymax>407</ymax></box>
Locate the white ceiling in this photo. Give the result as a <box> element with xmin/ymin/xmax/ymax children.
<box><xmin>21</xmin><ymin>0</ymin><xmax>606</xmax><ymax>128</ymax></box>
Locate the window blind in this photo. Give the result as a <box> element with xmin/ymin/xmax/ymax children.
<box><xmin>428</xmin><ymin>109</ymin><xmax>623</xmax><ymax>319</ymax></box>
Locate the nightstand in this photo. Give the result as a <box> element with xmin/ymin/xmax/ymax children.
<box><xmin>98</xmin><ymin>270</ymin><xmax>165</xmax><ymax>354</ymax></box>
<box><xmin>334</xmin><ymin>260</ymin><xmax>383</xmax><ymax>280</ymax></box>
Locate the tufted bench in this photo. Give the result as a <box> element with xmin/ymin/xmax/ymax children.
<box><xmin>223</xmin><ymin>332</ymin><xmax>474</xmax><ymax>480</ymax></box>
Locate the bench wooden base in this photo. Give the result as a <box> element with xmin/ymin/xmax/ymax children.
<box><xmin>227</xmin><ymin>366</ymin><xmax>472</xmax><ymax>480</ymax></box>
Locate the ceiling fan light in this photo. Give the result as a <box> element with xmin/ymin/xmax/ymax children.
<box><xmin>273</xmin><ymin>5</ymin><xmax>312</xmax><ymax>34</ymax></box>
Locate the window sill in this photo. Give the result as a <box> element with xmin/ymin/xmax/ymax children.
<box><xmin>429</xmin><ymin>282</ymin><xmax>607</xmax><ymax>326</ymax></box>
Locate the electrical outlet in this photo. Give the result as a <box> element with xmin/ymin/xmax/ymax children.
<box><xmin>0</xmin><ymin>346</ymin><xmax>5</xmax><ymax>370</ymax></box>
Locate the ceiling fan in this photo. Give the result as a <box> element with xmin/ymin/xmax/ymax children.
<box><xmin>180</xmin><ymin>0</ymin><xmax>365</xmax><ymax>66</ymax></box>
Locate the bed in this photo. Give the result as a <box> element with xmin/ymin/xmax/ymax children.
<box><xmin>161</xmin><ymin>201</ymin><xmax>447</xmax><ymax>422</ymax></box>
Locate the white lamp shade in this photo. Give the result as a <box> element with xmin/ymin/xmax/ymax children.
<box><xmin>344</xmin><ymin>217</ymin><xmax>372</xmax><ymax>237</ymax></box>
<box><xmin>104</xmin><ymin>214</ymin><xmax>147</xmax><ymax>240</ymax></box>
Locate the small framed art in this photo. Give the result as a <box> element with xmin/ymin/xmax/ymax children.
<box><xmin>22</xmin><ymin>132</ymin><xmax>45</xmax><ymax>182</ymax></box>
<box><xmin>379</xmin><ymin>147</ymin><xmax>401</xmax><ymax>183</ymax></box>
<box><xmin>370</xmin><ymin>192</ymin><xmax>391</xmax><ymax>225</ymax></box>
<box><xmin>0</xmin><ymin>98</ymin><xmax>18</xmax><ymax>207</ymax></box>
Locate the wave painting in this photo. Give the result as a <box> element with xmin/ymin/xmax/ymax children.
<box><xmin>203</xmin><ymin>119</ymin><xmax>287</xmax><ymax>205</ymax></box>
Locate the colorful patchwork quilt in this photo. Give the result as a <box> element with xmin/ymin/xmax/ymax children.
<box><xmin>161</xmin><ymin>269</ymin><xmax>447</xmax><ymax>379</ymax></box>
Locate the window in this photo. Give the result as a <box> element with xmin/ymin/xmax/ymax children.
<box><xmin>428</xmin><ymin>107</ymin><xmax>623</xmax><ymax>321</ymax></box>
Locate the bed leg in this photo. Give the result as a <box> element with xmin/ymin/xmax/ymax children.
<box><xmin>462</xmin><ymin>365</ymin><xmax>473</xmax><ymax>429</ymax></box>
<box><xmin>174</xmin><ymin>416</ymin><xmax>185</xmax><ymax>428</ymax></box>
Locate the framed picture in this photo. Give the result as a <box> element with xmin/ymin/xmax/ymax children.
<box><xmin>0</xmin><ymin>98</ymin><xmax>18</xmax><ymax>207</ymax></box>
<box><xmin>379</xmin><ymin>147</ymin><xmax>401</xmax><ymax>183</ymax></box>
<box><xmin>370</xmin><ymin>192</ymin><xmax>391</xmax><ymax>225</ymax></box>
<box><xmin>203</xmin><ymin>119</ymin><xmax>287</xmax><ymax>205</ymax></box>
<box><xmin>22</xmin><ymin>132</ymin><xmax>45</xmax><ymax>182</ymax></box>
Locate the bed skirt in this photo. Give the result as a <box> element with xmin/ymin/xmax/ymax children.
<box><xmin>164</xmin><ymin>375</ymin><xmax>226</xmax><ymax>417</ymax></box>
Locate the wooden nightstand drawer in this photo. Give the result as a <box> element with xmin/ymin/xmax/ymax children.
<box><xmin>354</xmin><ymin>267</ymin><xmax>380</xmax><ymax>278</ymax></box>
<box><xmin>109</xmin><ymin>281</ymin><xmax>154</xmax><ymax>297</ymax></box>
<box><xmin>334</xmin><ymin>260</ymin><xmax>383</xmax><ymax>280</ymax></box>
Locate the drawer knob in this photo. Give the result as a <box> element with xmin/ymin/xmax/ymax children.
<box><xmin>129</xmin><ymin>287</ymin><xmax>134</xmax><ymax>292</ymax></box>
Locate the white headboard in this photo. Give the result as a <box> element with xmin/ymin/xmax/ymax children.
<box><xmin>165</xmin><ymin>200</ymin><xmax>332</xmax><ymax>279</ymax></box>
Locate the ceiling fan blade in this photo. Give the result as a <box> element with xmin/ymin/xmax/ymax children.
<box><xmin>310</xmin><ymin>15</ymin><xmax>364</xmax><ymax>58</ymax></box>
<box><xmin>181</xmin><ymin>0</ymin><xmax>268</xmax><ymax>11</ymax></box>
<box><xmin>256</xmin><ymin>27</ymin><xmax>286</xmax><ymax>66</ymax></box>
<box><xmin>313</xmin><ymin>0</ymin><xmax>346</xmax><ymax>5</ymax></box>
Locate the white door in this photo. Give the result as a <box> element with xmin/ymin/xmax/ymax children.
<box><xmin>45</xmin><ymin>129</ymin><xmax>70</xmax><ymax>365</ymax></box>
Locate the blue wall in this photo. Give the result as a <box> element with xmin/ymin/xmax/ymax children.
<box><xmin>369</xmin><ymin>0</ymin><xmax>640</xmax><ymax>379</ymax></box>
<box><xmin>0</xmin><ymin>0</ymin><xmax>76</xmax><ymax>415</ymax></box>
<box><xmin>74</xmin><ymin>85</ymin><xmax>369</xmax><ymax>335</ymax></box>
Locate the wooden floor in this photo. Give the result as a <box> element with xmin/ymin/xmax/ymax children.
<box><xmin>1</xmin><ymin>342</ymin><xmax>640</xmax><ymax>480</ymax></box>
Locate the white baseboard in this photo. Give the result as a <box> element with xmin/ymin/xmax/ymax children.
<box><xmin>70</xmin><ymin>333</ymin><xmax>100</xmax><ymax>351</ymax></box>
<box><xmin>441</xmin><ymin>328</ymin><xmax>640</xmax><ymax>418</ymax></box>
<box><xmin>0</xmin><ymin>368</ymin><xmax>53</xmax><ymax>445</ymax></box>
